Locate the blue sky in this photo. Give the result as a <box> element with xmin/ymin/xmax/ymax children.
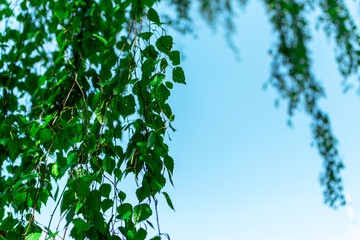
<box><xmin>156</xmin><ymin>1</ymin><xmax>360</xmax><ymax>239</ymax></box>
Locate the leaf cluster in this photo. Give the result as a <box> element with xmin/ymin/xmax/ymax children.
<box><xmin>0</xmin><ymin>0</ymin><xmax>183</xmax><ymax>239</ymax></box>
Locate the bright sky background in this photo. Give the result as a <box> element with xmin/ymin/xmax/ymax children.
<box><xmin>155</xmin><ymin>1</ymin><xmax>360</xmax><ymax>240</ymax></box>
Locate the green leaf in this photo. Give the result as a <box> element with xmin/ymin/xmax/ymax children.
<box><xmin>146</xmin><ymin>132</ymin><xmax>156</xmax><ymax>148</ymax></box>
<box><xmin>138</xmin><ymin>32</ymin><xmax>153</xmax><ymax>41</ymax></box>
<box><xmin>93</xmin><ymin>33</ymin><xmax>108</xmax><ymax>46</ymax></box>
<box><xmin>162</xmin><ymin>192</ymin><xmax>175</xmax><ymax>210</ymax></box>
<box><xmin>154</xmin><ymin>84</ymin><xmax>170</xmax><ymax>104</ymax></box>
<box><xmin>72</xmin><ymin>218</ymin><xmax>91</xmax><ymax>234</ymax></box>
<box><xmin>51</xmin><ymin>164</ymin><xmax>60</xmax><ymax>178</ymax></box>
<box><xmin>150</xmin><ymin>74</ymin><xmax>165</xmax><ymax>87</ymax></box>
<box><xmin>165</xmin><ymin>81</ymin><xmax>173</xmax><ymax>89</ymax></box>
<box><xmin>25</xmin><ymin>233</ymin><xmax>41</xmax><ymax>240</ymax></box>
<box><xmin>65</xmin><ymin>206</ymin><xmax>76</xmax><ymax>226</ymax></box>
<box><xmin>146</xmin><ymin>220</ymin><xmax>155</xmax><ymax>229</ymax></box>
<box><xmin>67</xmin><ymin>151</ymin><xmax>79</xmax><ymax>164</ymax></box>
<box><xmin>39</xmin><ymin>128</ymin><xmax>52</xmax><ymax>144</ymax></box>
<box><xmin>45</xmin><ymin>231</ymin><xmax>59</xmax><ymax>240</ymax></box>
<box><xmin>60</xmin><ymin>161</ymin><xmax>77</xmax><ymax>175</ymax></box>
<box><xmin>38</xmin><ymin>76</ymin><xmax>47</xmax><ymax>86</ymax></box>
<box><xmin>137</xmin><ymin>142</ymin><xmax>146</xmax><ymax>148</ymax></box>
<box><xmin>148</xmin><ymin>8</ymin><xmax>160</xmax><ymax>24</ymax></box>
<box><xmin>169</xmin><ymin>50</ymin><xmax>180</xmax><ymax>65</ymax></box>
<box><xmin>95</xmin><ymin>106</ymin><xmax>104</xmax><ymax>124</ymax></box>
<box><xmin>86</xmin><ymin>190</ymin><xmax>101</xmax><ymax>211</ymax></box>
<box><xmin>97</xmin><ymin>81</ymin><xmax>112</xmax><ymax>87</ymax></box>
<box><xmin>13</xmin><ymin>192</ymin><xmax>26</xmax><ymax>205</ymax></box>
<box><xmin>134</xmin><ymin>228</ymin><xmax>147</xmax><ymax>240</ymax></box>
<box><xmin>117</xmin><ymin>203</ymin><xmax>133</xmax><ymax>220</ymax></box>
<box><xmin>134</xmin><ymin>204</ymin><xmax>152</xmax><ymax>223</ymax></box>
<box><xmin>102</xmin><ymin>156</ymin><xmax>115</xmax><ymax>174</ymax></box>
<box><xmin>164</xmin><ymin>156</ymin><xmax>174</xmax><ymax>173</ymax></box>
<box><xmin>173</xmin><ymin>67</ymin><xmax>186</xmax><ymax>84</ymax></box>
<box><xmin>136</xmin><ymin>184</ymin><xmax>150</xmax><ymax>202</ymax></box>
<box><xmin>60</xmin><ymin>152</ymin><xmax>79</xmax><ymax>174</ymax></box>
<box><xmin>150</xmin><ymin>237</ymin><xmax>161</xmax><ymax>240</ymax></box>
<box><xmin>118</xmin><ymin>191</ymin><xmax>126</xmax><ymax>201</ymax></box>
<box><xmin>101</xmin><ymin>199</ymin><xmax>113</xmax><ymax>212</ymax></box>
<box><xmin>156</xmin><ymin>35</ymin><xmax>173</xmax><ymax>53</ymax></box>
<box><xmin>100</xmin><ymin>183</ymin><xmax>112</xmax><ymax>198</ymax></box>
<box><xmin>142</xmin><ymin>45</ymin><xmax>159</xmax><ymax>60</ymax></box>
<box><xmin>126</xmin><ymin>230</ymin><xmax>135</xmax><ymax>239</ymax></box>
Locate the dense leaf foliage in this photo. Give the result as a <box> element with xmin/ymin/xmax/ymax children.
<box><xmin>0</xmin><ymin>0</ymin><xmax>184</xmax><ymax>239</ymax></box>
<box><xmin>165</xmin><ymin>0</ymin><xmax>360</xmax><ymax>207</ymax></box>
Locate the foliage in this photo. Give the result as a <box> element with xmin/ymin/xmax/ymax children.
<box><xmin>164</xmin><ymin>0</ymin><xmax>360</xmax><ymax>208</ymax></box>
<box><xmin>1</xmin><ymin>0</ymin><xmax>358</xmax><ymax>237</ymax></box>
<box><xmin>0</xmin><ymin>0</ymin><xmax>183</xmax><ymax>239</ymax></box>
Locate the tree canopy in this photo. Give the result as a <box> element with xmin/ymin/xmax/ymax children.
<box><xmin>0</xmin><ymin>0</ymin><xmax>358</xmax><ymax>239</ymax></box>
<box><xmin>0</xmin><ymin>0</ymin><xmax>183</xmax><ymax>239</ymax></box>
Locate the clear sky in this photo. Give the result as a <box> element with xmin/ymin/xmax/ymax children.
<box><xmin>155</xmin><ymin>1</ymin><xmax>360</xmax><ymax>240</ymax></box>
